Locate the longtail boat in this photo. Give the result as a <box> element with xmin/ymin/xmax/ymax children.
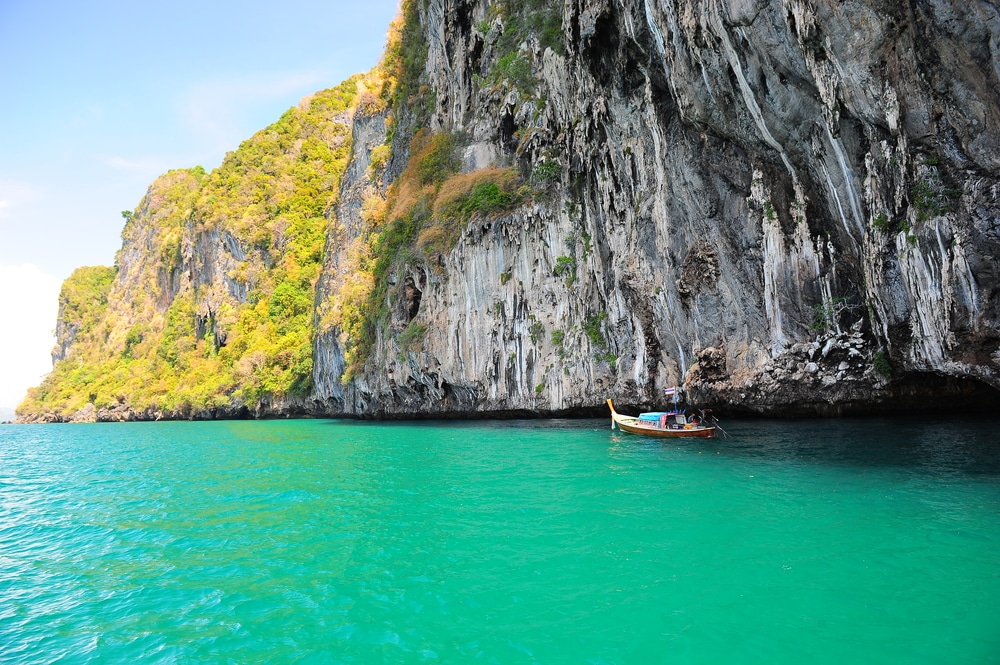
<box><xmin>606</xmin><ymin>398</ymin><xmax>719</xmax><ymax>439</ymax></box>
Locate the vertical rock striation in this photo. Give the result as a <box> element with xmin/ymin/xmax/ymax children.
<box><xmin>313</xmin><ymin>0</ymin><xmax>1000</xmax><ymax>416</ymax></box>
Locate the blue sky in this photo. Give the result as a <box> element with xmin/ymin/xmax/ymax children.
<box><xmin>0</xmin><ymin>0</ymin><xmax>401</xmax><ymax>410</ymax></box>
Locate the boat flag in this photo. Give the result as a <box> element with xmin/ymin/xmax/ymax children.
<box><xmin>663</xmin><ymin>387</ymin><xmax>677</xmax><ymax>396</ymax></box>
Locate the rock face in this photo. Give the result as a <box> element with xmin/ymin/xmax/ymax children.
<box><xmin>17</xmin><ymin>82</ymin><xmax>368</xmax><ymax>423</ymax></box>
<box><xmin>20</xmin><ymin>0</ymin><xmax>1000</xmax><ymax>422</ymax></box>
<box><xmin>311</xmin><ymin>0</ymin><xmax>1000</xmax><ymax>416</ymax></box>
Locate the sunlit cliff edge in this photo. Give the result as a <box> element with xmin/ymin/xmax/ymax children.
<box><xmin>18</xmin><ymin>0</ymin><xmax>1000</xmax><ymax>422</ymax></box>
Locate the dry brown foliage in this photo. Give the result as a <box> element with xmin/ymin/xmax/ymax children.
<box><xmin>432</xmin><ymin>167</ymin><xmax>519</xmax><ymax>217</ymax></box>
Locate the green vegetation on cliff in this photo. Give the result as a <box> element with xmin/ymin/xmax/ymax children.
<box><xmin>19</xmin><ymin>266</ymin><xmax>116</xmax><ymax>415</ymax></box>
<box><xmin>312</xmin><ymin>0</ymin><xmax>543</xmax><ymax>382</ymax></box>
<box><xmin>322</xmin><ymin>125</ymin><xmax>524</xmax><ymax>382</ymax></box>
<box><xmin>21</xmin><ymin>0</ymin><xmax>542</xmax><ymax>419</ymax></box>
<box><xmin>19</xmin><ymin>77</ymin><xmax>368</xmax><ymax>419</ymax></box>
<box><xmin>55</xmin><ymin>266</ymin><xmax>118</xmax><ymax>346</ymax></box>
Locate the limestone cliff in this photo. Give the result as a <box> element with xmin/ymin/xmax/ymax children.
<box><xmin>17</xmin><ymin>79</ymin><xmax>370</xmax><ymax>422</ymax></box>
<box><xmin>20</xmin><ymin>0</ymin><xmax>1000</xmax><ymax>421</ymax></box>
<box><xmin>313</xmin><ymin>0</ymin><xmax>1000</xmax><ymax>416</ymax></box>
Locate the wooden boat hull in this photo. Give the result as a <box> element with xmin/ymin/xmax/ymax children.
<box><xmin>607</xmin><ymin>399</ymin><xmax>717</xmax><ymax>438</ymax></box>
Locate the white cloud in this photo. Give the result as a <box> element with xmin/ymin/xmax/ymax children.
<box><xmin>0</xmin><ymin>264</ymin><xmax>62</xmax><ymax>410</ymax></box>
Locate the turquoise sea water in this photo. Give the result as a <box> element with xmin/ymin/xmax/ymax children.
<box><xmin>1</xmin><ymin>417</ymin><xmax>998</xmax><ymax>663</ymax></box>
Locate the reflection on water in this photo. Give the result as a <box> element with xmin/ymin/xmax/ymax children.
<box><xmin>715</xmin><ymin>416</ymin><xmax>1000</xmax><ymax>476</ymax></box>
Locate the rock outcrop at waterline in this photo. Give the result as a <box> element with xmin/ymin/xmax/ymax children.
<box><xmin>18</xmin><ymin>0</ymin><xmax>1000</xmax><ymax>422</ymax></box>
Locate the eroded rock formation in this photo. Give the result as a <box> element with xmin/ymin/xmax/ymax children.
<box><xmin>312</xmin><ymin>0</ymin><xmax>1000</xmax><ymax>416</ymax></box>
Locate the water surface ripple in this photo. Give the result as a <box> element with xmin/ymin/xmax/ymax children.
<box><xmin>1</xmin><ymin>417</ymin><xmax>998</xmax><ymax>663</ymax></box>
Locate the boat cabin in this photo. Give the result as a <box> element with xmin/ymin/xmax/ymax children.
<box><xmin>638</xmin><ymin>410</ymin><xmax>700</xmax><ymax>430</ymax></box>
